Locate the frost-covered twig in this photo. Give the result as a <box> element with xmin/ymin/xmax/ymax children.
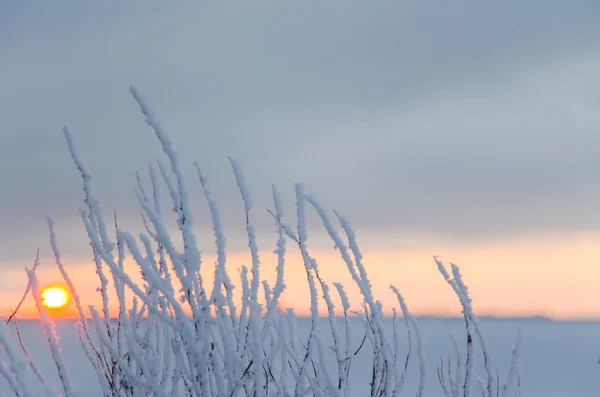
<box><xmin>3</xmin><ymin>86</ymin><xmax>523</xmax><ymax>397</ymax></box>
<box><xmin>27</xmin><ymin>268</ymin><xmax>77</xmax><ymax>397</ymax></box>
<box><xmin>435</xmin><ymin>258</ymin><xmax>522</xmax><ymax>397</ymax></box>
<box><xmin>5</xmin><ymin>249</ymin><xmax>40</xmax><ymax>326</ymax></box>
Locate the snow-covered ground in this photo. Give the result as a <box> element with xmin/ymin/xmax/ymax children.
<box><xmin>1</xmin><ymin>317</ymin><xmax>597</xmax><ymax>396</ymax></box>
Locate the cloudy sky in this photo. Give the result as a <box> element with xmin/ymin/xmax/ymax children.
<box><xmin>2</xmin><ymin>2</ymin><xmax>600</xmax><ymax>318</ymax></box>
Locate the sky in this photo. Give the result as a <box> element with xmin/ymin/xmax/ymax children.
<box><xmin>2</xmin><ymin>1</ymin><xmax>600</xmax><ymax>319</ymax></box>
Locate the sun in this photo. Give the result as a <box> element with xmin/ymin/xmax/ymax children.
<box><xmin>41</xmin><ymin>286</ymin><xmax>70</xmax><ymax>309</ymax></box>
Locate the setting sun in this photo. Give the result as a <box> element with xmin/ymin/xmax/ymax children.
<box><xmin>41</xmin><ymin>286</ymin><xmax>69</xmax><ymax>309</ymax></box>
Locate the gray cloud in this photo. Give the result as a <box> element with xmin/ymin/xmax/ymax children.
<box><xmin>1</xmin><ymin>1</ymin><xmax>600</xmax><ymax>262</ymax></box>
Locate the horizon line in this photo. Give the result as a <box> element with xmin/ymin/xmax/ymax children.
<box><xmin>5</xmin><ymin>314</ymin><xmax>600</xmax><ymax>323</ymax></box>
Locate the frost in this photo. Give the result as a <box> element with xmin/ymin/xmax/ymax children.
<box><xmin>0</xmin><ymin>87</ymin><xmax>521</xmax><ymax>397</ymax></box>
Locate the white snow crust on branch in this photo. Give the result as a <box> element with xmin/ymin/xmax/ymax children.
<box><xmin>0</xmin><ymin>86</ymin><xmax>522</xmax><ymax>397</ymax></box>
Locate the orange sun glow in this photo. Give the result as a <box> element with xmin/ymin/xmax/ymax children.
<box><xmin>41</xmin><ymin>286</ymin><xmax>69</xmax><ymax>309</ymax></box>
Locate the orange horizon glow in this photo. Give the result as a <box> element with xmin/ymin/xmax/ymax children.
<box><xmin>2</xmin><ymin>231</ymin><xmax>600</xmax><ymax>321</ymax></box>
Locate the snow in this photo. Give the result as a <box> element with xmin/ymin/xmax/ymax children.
<box><xmin>0</xmin><ymin>317</ymin><xmax>597</xmax><ymax>396</ymax></box>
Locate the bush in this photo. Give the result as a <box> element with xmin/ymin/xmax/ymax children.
<box><xmin>0</xmin><ymin>87</ymin><xmax>522</xmax><ymax>397</ymax></box>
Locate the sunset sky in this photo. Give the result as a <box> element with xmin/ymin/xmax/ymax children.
<box><xmin>2</xmin><ymin>2</ymin><xmax>600</xmax><ymax>319</ymax></box>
